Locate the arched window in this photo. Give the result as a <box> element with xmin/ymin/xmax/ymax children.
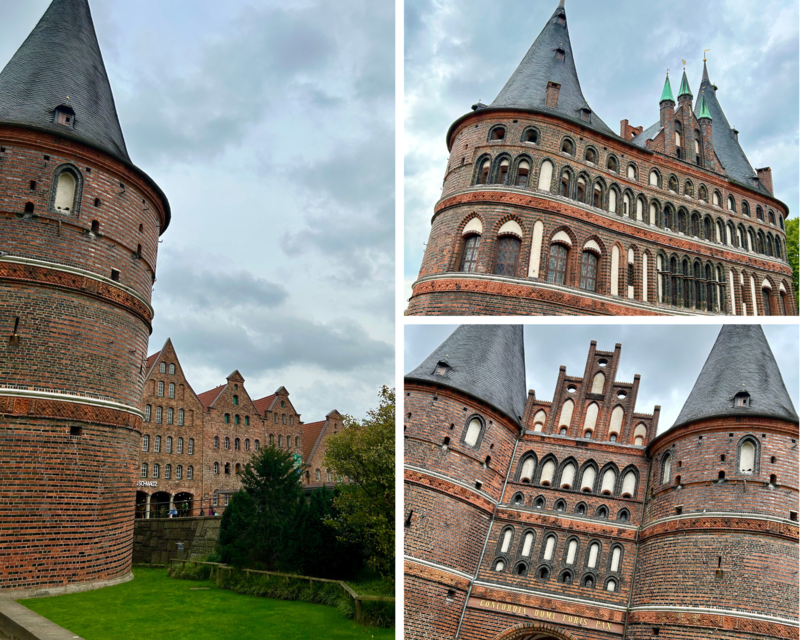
<box><xmin>224</xmin><ymin>463</ymin><xmax>230</xmax><ymax>475</ymax></box>
<box><xmin>187</xmin><ymin>466</ymin><xmax>193</xmax><ymax>480</ymax></box>
<box><xmin>580</xmin><ymin>466</ymin><xmax>596</xmax><ymax>492</ymax></box>
<box><xmin>585</xmin><ymin>148</ymin><xmax>596</xmax><ymax>163</ymax></box>
<box><xmin>167</xmin><ymin>408</ymin><xmax>174</xmax><ymax>425</ymax></box>
<box><xmin>608</xmin><ymin>188</ymin><xmax>617</xmax><ymax>213</ymax></box>
<box><xmin>166</xmin><ymin>436</ymin><xmax>172</xmax><ymax>453</ymax></box>
<box><xmin>742</xmin><ymin>201</ymin><xmax>750</xmax><ymax>217</ymax></box>
<box><xmin>583</xmin><ymin>402</ymin><xmax>598</xmax><ymax>435</ymax></box>
<box><xmin>713</xmin><ymin>191</ymin><xmax>721</xmax><ymax>207</ymax></box>
<box><xmin>235</xmin><ymin>438</ymin><xmax>240</xmax><ymax>451</ymax></box>
<box><xmin>580</xmin><ymin>252</ymin><xmax>598</xmax><ymax>291</ymax></box>
<box><xmin>495</xmin><ymin>159</ymin><xmax>510</xmax><ymax>185</ymax></box>
<box><xmin>674</xmin><ymin>121</ymin><xmax>682</xmax><ymax>157</ymax></box>
<box><xmin>188</xmin><ymin>439</ymin><xmax>194</xmax><ymax>455</ymax></box>
<box><xmin>177</xmin><ymin>437</ymin><xmax>183</xmax><ymax>454</ymax></box>
<box><xmin>523</xmin><ymin>128</ymin><xmax>538</xmax><ymax>144</ymax></box>
<box><xmin>565</xmin><ymin>539</ymin><xmax>578</xmax><ymax>564</ymax></box>
<box><xmin>245</xmin><ymin>438</ymin><xmax>250</xmax><ymax>451</ymax></box>
<box><xmin>224</xmin><ymin>437</ymin><xmax>230</xmax><ymax>450</ymax></box>
<box><xmin>592</xmin><ymin>183</ymin><xmax>602</xmax><ymax>208</ymax></box>
<box><xmin>214</xmin><ymin>462</ymin><xmax>219</xmax><ymax>475</ymax></box>
<box><xmin>728</xmin><ymin>195</ymin><xmax>735</xmax><ymax>211</ymax></box>
<box><xmin>169</xmin><ymin>383</ymin><xmax>175</xmax><ymax>398</ymax></box>
<box><xmin>315</xmin><ymin>469</ymin><xmax>321</xmax><ymax>481</ymax></box>
<box><xmin>685</xmin><ymin>181</ymin><xmax>693</xmax><ymax>198</ymax></box>
<box><xmin>607</xmin><ymin>156</ymin><xmax>618</xmax><ymax>172</ymax></box>
<box><xmin>153</xmin><ymin>463</ymin><xmax>159</xmax><ymax>478</ymax></box>
<box><xmin>621</xmin><ymin>470</ymin><xmax>637</xmax><ymax>498</ymax></box>
<box><xmin>586</xmin><ymin>542</ymin><xmax>600</xmax><ymax>568</ymax></box>
<box><xmin>661</xmin><ymin>453</ymin><xmax>672</xmax><ymax>484</ymax></box>
<box><xmin>694</xmin><ymin>130</ymin><xmax>702</xmax><ymax>165</ymax></box>
<box><xmin>738</xmin><ymin>437</ymin><xmax>758</xmax><ymax>474</ymax></box>
<box><xmin>494</xmin><ymin>237</ymin><xmax>520</xmax><ymax>276</ymax></box>
<box><xmin>575</xmin><ymin>502</ymin><xmax>587</xmax><ymax>516</ymax></box>
<box><xmin>490</xmin><ymin>126</ymin><xmax>506</xmax><ymax>141</ymax></box>
<box><xmin>538</xmin><ymin>160</ymin><xmax>553</xmax><ymax>191</ymax></box>
<box><xmin>762</xmin><ymin>288</ymin><xmax>772</xmax><ymax>316</ymax></box>
<box><xmin>254</xmin><ymin>440</ymin><xmax>259</xmax><ymax>451</ymax></box>
<box><xmin>542</xmin><ymin>535</ymin><xmax>556</xmax><ymax>561</ymax></box>
<box><xmin>608</xmin><ymin>406</ymin><xmax>623</xmax><ymax>441</ymax></box>
<box><xmin>214</xmin><ymin>435</ymin><xmax>219</xmax><ymax>449</ymax></box>
<box><xmin>582</xmin><ymin>575</ymin><xmax>595</xmax><ymax>588</ymax></box>
<box><xmin>540</xmin><ymin>458</ymin><xmax>556</xmax><ymax>486</ymax></box>
<box><xmin>516</xmin><ymin>160</ymin><xmax>530</xmax><ymax>186</ymax></box>
<box><xmin>463</xmin><ymin>417</ymin><xmax>483</xmax><ymax>448</ymax></box>
<box><xmin>649</xmin><ymin>170</ymin><xmax>660</xmax><ymax>187</ymax></box>
<box><xmin>561</xmin><ymin>139</ymin><xmax>574</xmax><ymax>155</ymax></box>
<box><xmin>519</xmin><ymin>455</ymin><xmax>536</xmax><ymax>483</ymax></box>
<box><xmin>477</xmin><ymin>159</ymin><xmax>490</xmax><ymax>184</ymax></box>
<box><xmin>154</xmin><ymin>435</ymin><xmax>162</xmax><ymax>453</ymax></box>
<box><xmin>627</xmin><ymin>164</ymin><xmax>636</xmax><ymax>180</ymax></box>
<box><xmin>164</xmin><ymin>464</ymin><xmax>171</xmax><ymax>479</ymax></box>
<box><xmin>606</xmin><ymin>579</ymin><xmax>618</xmax><ymax>592</ymax></box>
<box><xmin>494</xmin><ymin>559</ymin><xmax>505</xmax><ymax>572</ymax></box>
<box><xmin>142</xmin><ymin>435</ymin><xmax>149</xmax><ymax>452</ymax></box>
<box><xmin>144</xmin><ymin>405</ymin><xmax>151</xmax><ymax>422</ymax></box>
<box><xmin>560</xmin><ymin>462</ymin><xmax>576</xmax><ymax>489</ymax></box>
<box><xmin>757</xmin><ymin>206</ymin><xmax>764</xmax><ymax>221</ymax></box>
<box><xmin>560</xmin><ymin>171</ymin><xmax>571</xmax><ymax>197</ymax></box>
<box><xmin>547</xmin><ymin>243</ymin><xmax>569</xmax><ymax>285</ymax></box>
<box><xmin>158</xmin><ymin>381</ymin><xmax>164</xmax><ymax>397</ymax></box>
<box><xmin>178</xmin><ymin>409</ymin><xmax>184</xmax><ymax>426</ymax></box>
<box><xmin>699</xmin><ymin>185</ymin><xmax>708</xmax><ymax>202</ymax></box>
<box><xmin>600</xmin><ymin>468</ymin><xmax>616</xmax><ymax>495</ymax></box>
<box><xmin>499</xmin><ymin>528</ymin><xmax>513</xmax><ymax>553</ymax></box>
<box><xmin>668</xmin><ymin>175</ymin><xmax>678</xmax><ymax>192</ymax></box>
<box><xmin>54</xmin><ymin>170</ymin><xmax>77</xmax><ymax>212</ymax></box>
<box><xmin>520</xmin><ymin>531</ymin><xmax>535</xmax><ymax>556</ymax></box>
<box><xmin>633</xmin><ymin>423</ymin><xmax>647</xmax><ymax>446</ymax></box>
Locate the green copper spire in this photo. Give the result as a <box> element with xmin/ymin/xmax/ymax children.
<box><xmin>660</xmin><ymin>73</ymin><xmax>674</xmax><ymax>103</ymax></box>
<box><xmin>678</xmin><ymin>69</ymin><xmax>693</xmax><ymax>98</ymax></box>
<box><xmin>698</xmin><ymin>93</ymin><xmax>712</xmax><ymax>120</ymax></box>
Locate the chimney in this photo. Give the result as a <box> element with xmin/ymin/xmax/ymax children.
<box><xmin>756</xmin><ymin>167</ymin><xmax>773</xmax><ymax>195</ymax></box>
<box><xmin>620</xmin><ymin>120</ymin><xmax>644</xmax><ymax>140</ymax></box>
<box><xmin>546</xmin><ymin>82</ymin><xmax>561</xmax><ymax>109</ymax></box>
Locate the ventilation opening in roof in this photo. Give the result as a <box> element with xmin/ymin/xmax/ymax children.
<box><xmin>556</xmin><ymin>48</ymin><xmax>565</xmax><ymax>61</ymax></box>
<box><xmin>54</xmin><ymin>104</ymin><xmax>76</xmax><ymax>127</ymax></box>
<box><xmin>434</xmin><ymin>362</ymin><xmax>449</xmax><ymax>376</ymax></box>
<box><xmin>734</xmin><ymin>392</ymin><xmax>750</xmax><ymax>407</ymax></box>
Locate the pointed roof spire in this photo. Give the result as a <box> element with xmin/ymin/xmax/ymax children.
<box><xmin>405</xmin><ymin>325</ymin><xmax>527</xmax><ymax>426</ymax></box>
<box><xmin>489</xmin><ymin>1</ymin><xmax>615</xmax><ymax>137</ymax></box>
<box><xmin>672</xmin><ymin>326</ymin><xmax>798</xmax><ymax>430</ymax></box>
<box><xmin>678</xmin><ymin>69</ymin><xmax>693</xmax><ymax>98</ymax></box>
<box><xmin>660</xmin><ymin>72</ymin><xmax>675</xmax><ymax>103</ymax></box>
<box><xmin>0</xmin><ymin>0</ymin><xmax>130</xmax><ymax>162</ymax></box>
<box><xmin>697</xmin><ymin>93</ymin><xmax>712</xmax><ymax>120</ymax></box>
<box><xmin>694</xmin><ymin>59</ymin><xmax>764</xmax><ymax>189</ymax></box>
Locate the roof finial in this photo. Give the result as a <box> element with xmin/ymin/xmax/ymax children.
<box><xmin>704</xmin><ymin>48</ymin><xmax>711</xmax><ymax>62</ymax></box>
<box><xmin>682</xmin><ymin>59</ymin><xmax>686</xmax><ymax>70</ymax></box>
<box><xmin>558</xmin><ymin>0</ymin><xmax>565</xmax><ymax>7</ymax></box>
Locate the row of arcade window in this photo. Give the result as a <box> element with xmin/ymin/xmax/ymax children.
<box><xmin>144</xmin><ymin>406</ymin><xmax>186</xmax><ymax>425</ymax></box>
<box><xmin>159</xmin><ymin>363</ymin><xmax>177</xmax><ymax>375</ymax></box>
<box><xmin>509</xmin><ymin>494</ymin><xmax>630</xmax><ymax>523</ymax></box>
<box><xmin>213</xmin><ymin>436</ymin><xmax>260</xmax><ymax>451</ymax></box>
<box><xmin>268</xmin><ymin>434</ymin><xmax>300</xmax><ymax>448</ymax></box>
<box><xmin>142</xmin><ymin>435</ymin><xmax>194</xmax><ymax>455</ymax></box>
<box><xmin>514</xmin><ymin>452</ymin><xmax>639</xmax><ymax>499</ymax></box>
<box><xmin>492</xmin><ymin>527</ymin><xmax>622</xmax><ymax>592</ymax></box>
<box><xmin>473</xmin><ymin>154</ymin><xmax>786</xmax><ymax>236</ymax></box>
<box><xmin>223</xmin><ymin>414</ymin><xmax>251</xmax><ymax>425</ymax></box>
<box><xmin>530</xmin><ymin>402</ymin><xmax>647</xmax><ymax>445</ymax></box>
<box><xmin>213</xmin><ymin>462</ymin><xmax>241</xmax><ymax>475</ymax></box>
<box><xmin>141</xmin><ymin>463</ymin><xmax>193</xmax><ymax>480</ymax></box>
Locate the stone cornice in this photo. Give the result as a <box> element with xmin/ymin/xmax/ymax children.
<box><xmin>639</xmin><ymin>512</ymin><xmax>799</xmax><ymax>543</ymax></box>
<box><xmin>405</xmin><ymin>465</ymin><xmax>497</xmax><ymax>514</ymax></box>
<box><xmin>0</xmin><ymin>254</ymin><xmax>154</xmax><ymax>330</ymax></box>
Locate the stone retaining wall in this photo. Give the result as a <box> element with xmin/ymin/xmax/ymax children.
<box><xmin>133</xmin><ymin>517</ymin><xmax>221</xmax><ymax>565</ymax></box>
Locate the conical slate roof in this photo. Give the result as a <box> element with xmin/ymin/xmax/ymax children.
<box><xmin>406</xmin><ymin>325</ymin><xmax>527</xmax><ymax>426</ymax></box>
<box><xmin>0</xmin><ymin>0</ymin><xmax>130</xmax><ymax>162</ymax></box>
<box><xmin>489</xmin><ymin>2</ymin><xmax>616</xmax><ymax>138</ymax></box>
<box><xmin>672</xmin><ymin>325</ymin><xmax>798</xmax><ymax>430</ymax></box>
<box><xmin>694</xmin><ymin>61</ymin><xmax>767</xmax><ymax>193</ymax></box>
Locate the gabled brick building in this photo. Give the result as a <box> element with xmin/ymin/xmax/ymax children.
<box><xmin>136</xmin><ymin>338</ymin><xmax>346</xmax><ymax>516</ymax></box>
<box><xmin>404</xmin><ymin>325</ymin><xmax>798</xmax><ymax>640</ymax></box>
<box><xmin>0</xmin><ymin>0</ymin><xmax>170</xmax><ymax>593</ymax></box>
<box><xmin>407</xmin><ymin>1</ymin><xmax>795</xmax><ymax>316</ymax></box>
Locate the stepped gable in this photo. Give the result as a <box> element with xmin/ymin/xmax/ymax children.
<box><xmin>489</xmin><ymin>1</ymin><xmax>617</xmax><ymax>138</ymax></box>
<box><xmin>671</xmin><ymin>325</ymin><xmax>798</xmax><ymax>430</ymax></box>
<box><xmin>694</xmin><ymin>60</ymin><xmax>766</xmax><ymax>192</ymax></box>
<box><xmin>0</xmin><ymin>0</ymin><xmax>130</xmax><ymax>162</ymax></box>
<box><xmin>406</xmin><ymin>325</ymin><xmax>527</xmax><ymax>425</ymax></box>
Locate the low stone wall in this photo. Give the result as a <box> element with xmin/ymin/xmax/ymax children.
<box><xmin>133</xmin><ymin>516</ymin><xmax>221</xmax><ymax>565</ymax></box>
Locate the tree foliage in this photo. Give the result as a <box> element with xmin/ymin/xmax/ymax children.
<box><xmin>323</xmin><ymin>386</ymin><xmax>395</xmax><ymax>581</ymax></box>
<box><xmin>217</xmin><ymin>445</ymin><xmax>304</xmax><ymax>569</ymax></box>
<box><xmin>786</xmin><ymin>217</ymin><xmax>798</xmax><ymax>306</ymax></box>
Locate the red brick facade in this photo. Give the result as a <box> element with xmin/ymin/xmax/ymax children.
<box><xmin>0</xmin><ymin>127</ymin><xmax>168</xmax><ymax>591</ymax></box>
<box><xmin>136</xmin><ymin>339</ymin><xmax>346</xmax><ymax>516</ymax></box>
<box><xmin>404</xmin><ymin>340</ymin><xmax>799</xmax><ymax>640</ymax></box>
<box><xmin>408</xmin><ymin>18</ymin><xmax>795</xmax><ymax>318</ymax></box>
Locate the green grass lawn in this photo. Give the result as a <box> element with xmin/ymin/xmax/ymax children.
<box><xmin>20</xmin><ymin>568</ymin><xmax>394</xmax><ymax>640</ymax></box>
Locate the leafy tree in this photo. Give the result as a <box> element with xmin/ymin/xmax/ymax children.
<box><xmin>323</xmin><ymin>386</ymin><xmax>395</xmax><ymax>581</ymax></box>
<box><xmin>786</xmin><ymin>217</ymin><xmax>798</xmax><ymax>306</ymax></box>
<box><xmin>224</xmin><ymin>445</ymin><xmax>304</xmax><ymax>570</ymax></box>
<box><xmin>288</xmin><ymin>486</ymin><xmax>363</xmax><ymax>579</ymax></box>
<box><xmin>217</xmin><ymin>490</ymin><xmax>256</xmax><ymax>568</ymax></box>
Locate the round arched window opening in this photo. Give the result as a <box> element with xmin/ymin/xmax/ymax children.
<box><xmin>538</xmin><ymin>567</ymin><xmax>550</xmax><ymax>580</ymax></box>
<box><xmin>617</xmin><ymin>390</ymin><xmax>627</xmax><ymax>399</ymax></box>
<box><xmin>567</xmin><ymin>385</ymin><xmax>577</xmax><ymax>393</ymax></box>
<box><xmin>598</xmin><ymin>359</ymin><xmax>608</xmax><ymax>367</ymax></box>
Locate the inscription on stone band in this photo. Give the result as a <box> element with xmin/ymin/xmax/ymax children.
<box><xmin>467</xmin><ymin>596</ymin><xmax>624</xmax><ymax>634</ymax></box>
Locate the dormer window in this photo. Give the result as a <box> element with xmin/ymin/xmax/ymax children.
<box><xmin>54</xmin><ymin>105</ymin><xmax>76</xmax><ymax>128</ymax></box>
<box><xmin>734</xmin><ymin>392</ymin><xmax>750</xmax><ymax>407</ymax></box>
<box><xmin>434</xmin><ymin>362</ymin><xmax>449</xmax><ymax>376</ymax></box>
<box><xmin>556</xmin><ymin>48</ymin><xmax>565</xmax><ymax>61</ymax></box>
<box><xmin>580</xmin><ymin>108</ymin><xmax>591</xmax><ymax>122</ymax></box>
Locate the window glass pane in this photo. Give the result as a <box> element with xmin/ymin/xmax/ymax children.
<box><xmin>547</xmin><ymin>244</ymin><xmax>568</xmax><ymax>285</ymax></box>
<box><xmin>493</xmin><ymin>237</ymin><xmax>520</xmax><ymax>277</ymax></box>
<box><xmin>580</xmin><ymin>252</ymin><xmax>597</xmax><ymax>291</ymax></box>
<box><xmin>460</xmin><ymin>235</ymin><xmax>480</xmax><ymax>273</ymax></box>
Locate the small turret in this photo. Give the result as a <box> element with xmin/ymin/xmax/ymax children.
<box><xmin>697</xmin><ymin>91</ymin><xmax>714</xmax><ymax>171</ymax></box>
<box><xmin>677</xmin><ymin>69</ymin><xmax>693</xmax><ymax>104</ymax></box>
<box><xmin>659</xmin><ymin>72</ymin><xmax>676</xmax><ymax>155</ymax></box>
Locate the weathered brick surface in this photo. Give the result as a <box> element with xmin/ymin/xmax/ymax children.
<box><xmin>409</xmin><ymin>111</ymin><xmax>795</xmax><ymax>317</ymax></box>
<box><xmin>404</xmin><ymin>341</ymin><xmax>799</xmax><ymax>640</ymax></box>
<box><xmin>0</xmin><ymin>127</ymin><xmax>165</xmax><ymax>591</ymax></box>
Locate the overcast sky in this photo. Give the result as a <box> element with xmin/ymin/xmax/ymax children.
<box><xmin>404</xmin><ymin>0</ymin><xmax>800</xmax><ymax>301</ymax></box>
<box><xmin>1</xmin><ymin>0</ymin><xmax>394</xmax><ymax>422</ymax></box>
<box><xmin>405</xmin><ymin>324</ymin><xmax>799</xmax><ymax>433</ymax></box>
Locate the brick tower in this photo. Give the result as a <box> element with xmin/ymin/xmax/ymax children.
<box><xmin>0</xmin><ymin>0</ymin><xmax>170</xmax><ymax>593</ymax></box>
<box><xmin>627</xmin><ymin>325</ymin><xmax>799</xmax><ymax>639</ymax></box>
<box><xmin>407</xmin><ymin>0</ymin><xmax>795</xmax><ymax>316</ymax></box>
<box><xmin>404</xmin><ymin>325</ymin><xmax>798</xmax><ymax>640</ymax></box>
